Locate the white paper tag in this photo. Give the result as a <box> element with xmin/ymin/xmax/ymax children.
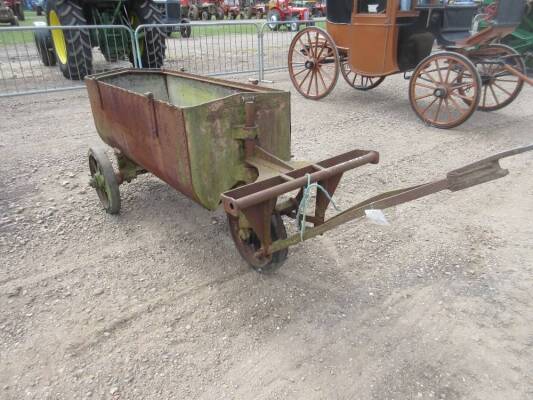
<box><xmin>365</xmin><ymin>209</ymin><xmax>390</xmax><ymax>226</ymax></box>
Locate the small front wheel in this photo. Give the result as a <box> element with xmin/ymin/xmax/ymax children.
<box><xmin>288</xmin><ymin>27</ymin><xmax>339</xmax><ymax>100</ymax></box>
<box><xmin>409</xmin><ymin>51</ymin><xmax>481</xmax><ymax>129</ymax></box>
<box><xmin>228</xmin><ymin>213</ymin><xmax>288</xmax><ymax>273</ymax></box>
<box><xmin>180</xmin><ymin>18</ymin><xmax>192</xmax><ymax>38</ymax></box>
<box><xmin>88</xmin><ymin>147</ymin><xmax>121</xmax><ymax>214</ymax></box>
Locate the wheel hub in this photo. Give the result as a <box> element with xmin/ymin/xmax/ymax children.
<box><xmin>480</xmin><ymin>74</ymin><xmax>493</xmax><ymax>86</ymax></box>
<box><xmin>434</xmin><ymin>87</ymin><xmax>448</xmax><ymax>98</ymax></box>
<box><xmin>305</xmin><ymin>60</ymin><xmax>315</xmax><ymax>69</ymax></box>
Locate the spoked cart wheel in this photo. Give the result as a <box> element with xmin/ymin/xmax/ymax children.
<box><xmin>409</xmin><ymin>52</ymin><xmax>481</xmax><ymax>129</ymax></box>
<box><xmin>228</xmin><ymin>213</ymin><xmax>288</xmax><ymax>273</ymax></box>
<box><xmin>466</xmin><ymin>44</ymin><xmax>525</xmax><ymax>112</ymax></box>
<box><xmin>340</xmin><ymin>58</ymin><xmax>385</xmax><ymax>90</ymax></box>
<box><xmin>88</xmin><ymin>147</ymin><xmax>121</xmax><ymax>214</ymax></box>
<box><xmin>288</xmin><ymin>27</ymin><xmax>340</xmax><ymax>100</ymax></box>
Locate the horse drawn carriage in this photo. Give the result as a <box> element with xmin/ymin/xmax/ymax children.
<box><xmin>288</xmin><ymin>0</ymin><xmax>533</xmax><ymax>128</ymax></box>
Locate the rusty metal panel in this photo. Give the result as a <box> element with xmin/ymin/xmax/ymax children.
<box><xmin>86</xmin><ymin>69</ymin><xmax>291</xmax><ymax>210</ymax></box>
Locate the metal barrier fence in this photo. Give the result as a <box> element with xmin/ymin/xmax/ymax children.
<box><xmin>0</xmin><ymin>25</ymin><xmax>135</xmax><ymax>97</ymax></box>
<box><xmin>135</xmin><ymin>21</ymin><xmax>262</xmax><ymax>76</ymax></box>
<box><xmin>0</xmin><ymin>19</ymin><xmax>325</xmax><ymax>97</ymax></box>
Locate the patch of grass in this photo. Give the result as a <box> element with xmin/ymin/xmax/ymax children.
<box><xmin>0</xmin><ymin>11</ymin><xmax>46</xmax><ymax>46</ymax></box>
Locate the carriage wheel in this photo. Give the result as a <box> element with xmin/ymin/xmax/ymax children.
<box><xmin>228</xmin><ymin>213</ymin><xmax>288</xmax><ymax>273</ymax></box>
<box><xmin>340</xmin><ymin>59</ymin><xmax>385</xmax><ymax>90</ymax></box>
<box><xmin>288</xmin><ymin>27</ymin><xmax>339</xmax><ymax>100</ymax></box>
<box><xmin>467</xmin><ymin>44</ymin><xmax>525</xmax><ymax>112</ymax></box>
<box><xmin>409</xmin><ymin>52</ymin><xmax>481</xmax><ymax>129</ymax></box>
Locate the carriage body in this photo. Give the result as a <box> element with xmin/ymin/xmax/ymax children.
<box><xmin>288</xmin><ymin>0</ymin><xmax>532</xmax><ymax>128</ymax></box>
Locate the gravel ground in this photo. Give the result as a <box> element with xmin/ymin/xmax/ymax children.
<box><xmin>1</xmin><ymin>71</ymin><xmax>532</xmax><ymax>400</ymax></box>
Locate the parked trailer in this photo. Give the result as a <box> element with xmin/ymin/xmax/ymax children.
<box><xmin>85</xmin><ymin>69</ymin><xmax>533</xmax><ymax>271</ymax></box>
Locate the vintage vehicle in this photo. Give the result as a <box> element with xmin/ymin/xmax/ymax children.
<box><xmin>33</xmin><ymin>0</ymin><xmax>166</xmax><ymax>80</ymax></box>
<box><xmin>85</xmin><ymin>69</ymin><xmax>533</xmax><ymax>271</ymax></box>
<box><xmin>242</xmin><ymin>0</ymin><xmax>267</xmax><ymax>18</ymax></box>
<box><xmin>188</xmin><ymin>0</ymin><xmax>224</xmax><ymax>19</ymax></box>
<box><xmin>288</xmin><ymin>0</ymin><xmax>533</xmax><ymax>128</ymax></box>
<box><xmin>293</xmin><ymin>0</ymin><xmax>326</xmax><ymax>17</ymax></box>
<box><xmin>223</xmin><ymin>0</ymin><xmax>242</xmax><ymax>18</ymax></box>
<box><xmin>4</xmin><ymin>0</ymin><xmax>24</xmax><ymax>21</ymax></box>
<box><xmin>267</xmin><ymin>0</ymin><xmax>312</xmax><ymax>31</ymax></box>
<box><xmin>153</xmin><ymin>0</ymin><xmax>192</xmax><ymax>37</ymax></box>
<box><xmin>0</xmin><ymin>0</ymin><xmax>18</xmax><ymax>25</ymax></box>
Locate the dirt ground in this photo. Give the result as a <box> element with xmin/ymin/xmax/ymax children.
<box><xmin>1</xmin><ymin>71</ymin><xmax>532</xmax><ymax>400</ymax></box>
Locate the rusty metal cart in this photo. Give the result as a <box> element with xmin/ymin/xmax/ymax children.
<box><xmin>288</xmin><ymin>0</ymin><xmax>533</xmax><ymax>128</ymax></box>
<box><xmin>85</xmin><ymin>69</ymin><xmax>532</xmax><ymax>271</ymax></box>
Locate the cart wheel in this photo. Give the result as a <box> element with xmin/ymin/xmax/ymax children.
<box><xmin>288</xmin><ymin>27</ymin><xmax>339</xmax><ymax>100</ymax></box>
<box><xmin>409</xmin><ymin>52</ymin><xmax>481</xmax><ymax>129</ymax></box>
<box><xmin>340</xmin><ymin>59</ymin><xmax>385</xmax><ymax>90</ymax></box>
<box><xmin>468</xmin><ymin>44</ymin><xmax>525</xmax><ymax>112</ymax></box>
<box><xmin>88</xmin><ymin>147</ymin><xmax>121</xmax><ymax>214</ymax></box>
<box><xmin>228</xmin><ymin>213</ymin><xmax>288</xmax><ymax>273</ymax></box>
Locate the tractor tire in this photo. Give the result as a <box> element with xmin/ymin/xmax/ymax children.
<box><xmin>201</xmin><ymin>10</ymin><xmax>209</xmax><ymax>20</ymax></box>
<box><xmin>267</xmin><ymin>9</ymin><xmax>281</xmax><ymax>31</ymax></box>
<box><xmin>130</xmin><ymin>0</ymin><xmax>165</xmax><ymax>69</ymax></box>
<box><xmin>289</xmin><ymin>16</ymin><xmax>299</xmax><ymax>32</ymax></box>
<box><xmin>34</xmin><ymin>29</ymin><xmax>56</xmax><ymax>66</ymax></box>
<box><xmin>215</xmin><ymin>6</ymin><xmax>224</xmax><ymax>20</ymax></box>
<box><xmin>11</xmin><ymin>16</ymin><xmax>19</xmax><ymax>26</ymax></box>
<box><xmin>188</xmin><ymin>4</ymin><xmax>199</xmax><ymax>20</ymax></box>
<box><xmin>179</xmin><ymin>18</ymin><xmax>191</xmax><ymax>38</ymax></box>
<box><xmin>15</xmin><ymin>3</ymin><xmax>25</xmax><ymax>21</ymax></box>
<box><xmin>46</xmin><ymin>0</ymin><xmax>92</xmax><ymax>80</ymax></box>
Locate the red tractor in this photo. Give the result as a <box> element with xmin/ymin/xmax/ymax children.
<box><xmin>242</xmin><ymin>0</ymin><xmax>266</xmax><ymax>18</ymax></box>
<box><xmin>292</xmin><ymin>0</ymin><xmax>325</xmax><ymax>17</ymax></box>
<box><xmin>4</xmin><ymin>0</ymin><xmax>24</xmax><ymax>21</ymax></box>
<box><xmin>223</xmin><ymin>0</ymin><xmax>241</xmax><ymax>19</ymax></box>
<box><xmin>266</xmin><ymin>0</ymin><xmax>311</xmax><ymax>31</ymax></box>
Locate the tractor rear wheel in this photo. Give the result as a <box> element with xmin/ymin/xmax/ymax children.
<box><xmin>46</xmin><ymin>0</ymin><xmax>92</xmax><ymax>80</ymax></box>
<box><xmin>130</xmin><ymin>0</ymin><xmax>165</xmax><ymax>68</ymax></box>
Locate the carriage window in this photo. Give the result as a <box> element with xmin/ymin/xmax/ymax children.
<box><xmin>357</xmin><ymin>0</ymin><xmax>387</xmax><ymax>13</ymax></box>
<box><xmin>326</xmin><ymin>0</ymin><xmax>353</xmax><ymax>23</ymax></box>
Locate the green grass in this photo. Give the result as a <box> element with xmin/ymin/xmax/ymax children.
<box><xmin>0</xmin><ymin>11</ymin><xmax>46</xmax><ymax>45</ymax></box>
<box><xmin>0</xmin><ymin>12</ymin><xmax>325</xmax><ymax>45</ymax></box>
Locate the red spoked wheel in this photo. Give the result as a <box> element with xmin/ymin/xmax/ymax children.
<box><xmin>340</xmin><ymin>58</ymin><xmax>385</xmax><ymax>90</ymax></box>
<box><xmin>466</xmin><ymin>44</ymin><xmax>525</xmax><ymax>112</ymax></box>
<box><xmin>288</xmin><ymin>27</ymin><xmax>339</xmax><ymax>100</ymax></box>
<box><xmin>409</xmin><ymin>52</ymin><xmax>481</xmax><ymax>129</ymax></box>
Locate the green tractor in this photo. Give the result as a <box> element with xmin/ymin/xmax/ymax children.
<box><xmin>34</xmin><ymin>0</ymin><xmax>166</xmax><ymax>80</ymax></box>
